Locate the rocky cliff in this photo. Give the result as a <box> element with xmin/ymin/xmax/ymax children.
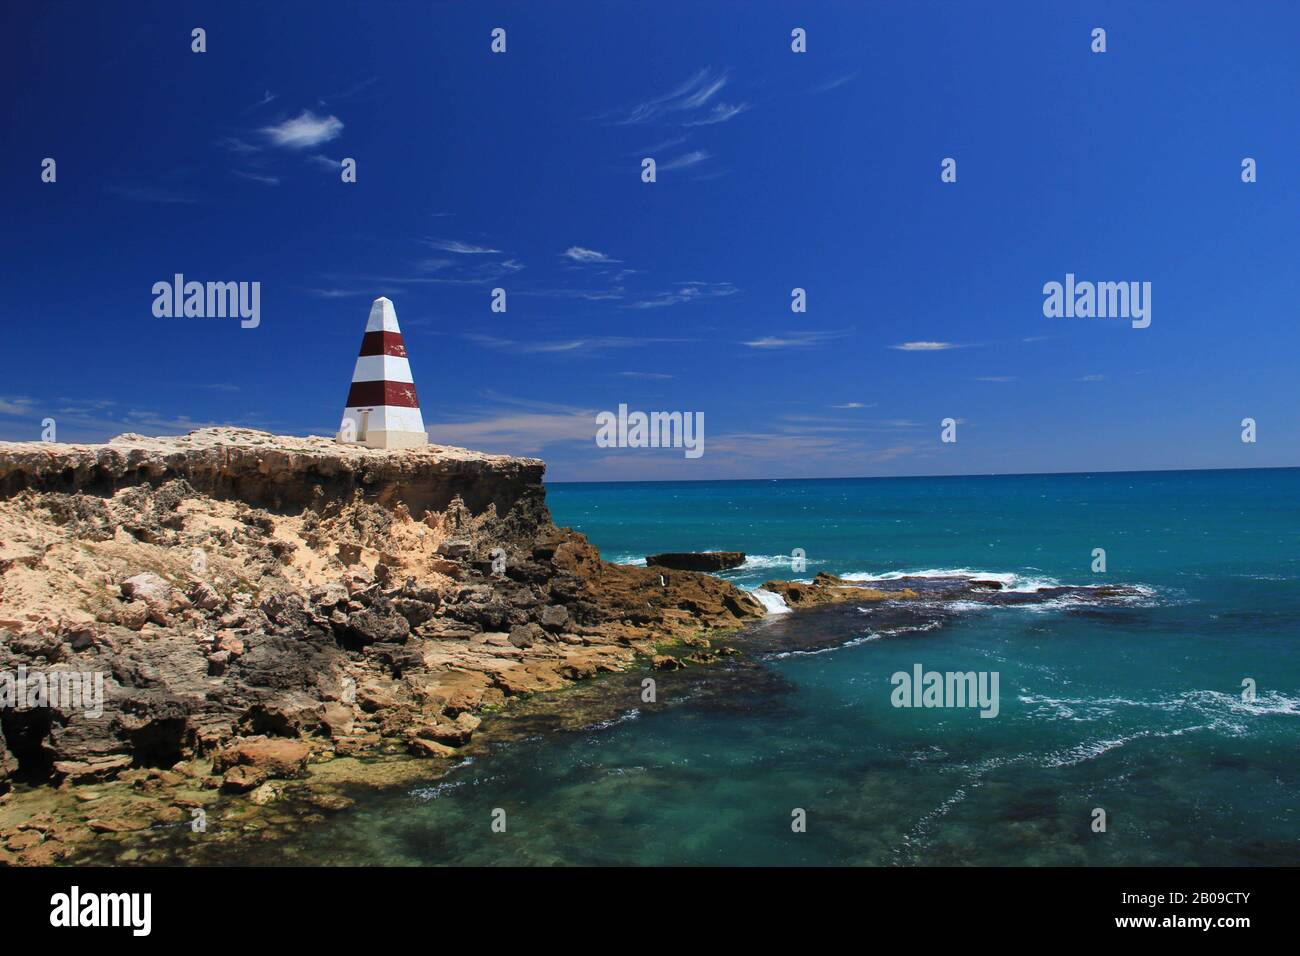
<box><xmin>0</xmin><ymin>428</ymin><xmax>765</xmax><ymax>860</ymax></box>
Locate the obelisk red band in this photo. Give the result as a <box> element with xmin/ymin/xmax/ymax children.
<box><xmin>357</xmin><ymin>330</ymin><xmax>408</xmax><ymax>357</ymax></box>
<box><xmin>345</xmin><ymin>380</ymin><xmax>420</xmax><ymax>408</ymax></box>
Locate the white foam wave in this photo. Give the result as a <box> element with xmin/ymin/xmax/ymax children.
<box><xmin>1042</xmin><ymin>724</ymin><xmax>1211</xmax><ymax>768</ymax></box>
<box><xmin>729</xmin><ymin>553</ymin><xmax>825</xmax><ymax>572</ymax></box>
<box><xmin>767</xmin><ymin>620</ymin><xmax>942</xmax><ymax>658</ymax></box>
<box><xmin>750</xmin><ymin>588</ymin><xmax>792</xmax><ymax>615</ymax></box>
<box><xmin>768</xmin><ymin>633</ymin><xmax>880</xmax><ymax>658</ymax></box>
<box><xmin>409</xmin><ymin>780</ymin><xmax>465</xmax><ymax>800</ymax></box>
<box><xmin>841</xmin><ymin>567</ymin><xmax>1160</xmax><ymax>607</ymax></box>
<box><xmin>1010</xmin><ymin>590</ymin><xmax>1159</xmax><ymax>612</ymax></box>
<box><xmin>584</xmin><ymin>708</ymin><xmax>642</xmax><ymax>731</ymax></box>
<box><xmin>1043</xmin><ymin>731</ymin><xmax>1157</xmax><ymax>767</ymax></box>
<box><xmin>1020</xmin><ymin>689</ymin><xmax>1300</xmax><ymax>724</ymax></box>
<box><xmin>1184</xmin><ymin>689</ymin><xmax>1300</xmax><ymax>718</ymax></box>
<box><xmin>840</xmin><ymin>567</ymin><xmax>1063</xmax><ymax>592</ymax></box>
<box><xmin>861</xmin><ymin>598</ymin><xmax>990</xmax><ymax>615</ymax></box>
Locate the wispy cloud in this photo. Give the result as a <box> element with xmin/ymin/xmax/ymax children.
<box><xmin>306</xmin><ymin>287</ymin><xmax>370</xmax><ymax>299</ymax></box>
<box><xmin>619</xmin><ymin>371</ymin><xmax>675</xmax><ymax>380</ymax></box>
<box><xmin>261</xmin><ymin>110</ymin><xmax>344</xmax><ymax>149</ymax></box>
<box><xmin>679</xmin><ymin>72</ymin><xmax>727</xmax><ymax>110</ymax></box>
<box><xmin>217</xmin><ymin>136</ymin><xmax>260</xmax><ymax>155</ymax></box>
<box><xmin>0</xmin><ymin>394</ymin><xmax>263</xmax><ymax>441</ymax></box>
<box><xmin>426</xmin><ymin>410</ymin><xmax>594</xmax><ymax>454</ymax></box>
<box><xmin>1078</xmin><ymin>374</ymin><xmax>1106</xmax><ymax>382</ymax></box>
<box><xmin>425</xmin><ymin>238</ymin><xmax>502</xmax><ymax>254</ymax></box>
<box><xmin>809</xmin><ymin>71</ymin><xmax>859</xmax><ymax>94</ymax></box>
<box><xmin>696</xmin><ymin>432</ymin><xmax>918</xmax><ymax>472</ymax></box>
<box><xmin>890</xmin><ymin>341</ymin><xmax>961</xmax><ymax>351</ymax></box>
<box><xmin>633</xmin><ymin>135</ymin><xmax>688</xmax><ymax>154</ymax></box>
<box><xmin>0</xmin><ymin>396</ymin><xmax>36</xmax><ymax>417</ymax></box>
<box><xmin>464</xmin><ymin>334</ymin><xmax>692</xmax><ymax>355</ymax></box>
<box><xmin>241</xmin><ymin>90</ymin><xmax>277</xmax><ymax>114</ymax></box>
<box><xmin>684</xmin><ymin>102</ymin><xmax>750</xmax><ymax>126</ymax></box>
<box><xmin>422</xmin><ymin>394</ymin><xmax>924</xmax><ymax>479</ymax></box>
<box><xmin>658</xmin><ymin>149</ymin><xmax>711</xmax><ymax>172</ymax></box>
<box><xmin>770</xmin><ymin>413</ymin><xmax>922</xmax><ymax>435</ymax></box>
<box><xmin>339</xmin><ymin>253</ymin><xmax>524</xmax><ymax>287</ymax></box>
<box><xmin>877</xmin><ymin>419</ymin><xmax>925</xmax><ymax>429</ymax></box>
<box><xmin>562</xmin><ymin>246</ymin><xmax>617</xmax><ymax>264</ymax></box>
<box><xmin>424</xmin><ymin>394</ymin><xmax>595</xmax><ymax>454</ymax></box>
<box><xmin>627</xmin><ymin>281</ymin><xmax>736</xmax><ymax>309</ymax></box>
<box><xmin>743</xmin><ymin>331</ymin><xmax>844</xmax><ymax>349</ymax></box>
<box><xmin>600</xmin><ymin>68</ymin><xmax>732</xmax><ymax>125</ymax></box>
<box><xmin>976</xmin><ymin>376</ymin><xmax>1016</xmax><ymax>383</ymax></box>
<box><xmin>515</xmin><ymin>287</ymin><xmax>626</xmax><ymax>302</ymax></box>
<box><xmin>232</xmin><ymin>170</ymin><xmax>280</xmax><ymax>186</ymax></box>
<box><xmin>831</xmin><ymin>402</ymin><xmax>877</xmax><ymax>409</ymax></box>
<box><xmin>321</xmin><ymin>76</ymin><xmax>379</xmax><ymax>105</ymax></box>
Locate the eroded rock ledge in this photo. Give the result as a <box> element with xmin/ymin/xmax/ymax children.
<box><xmin>0</xmin><ymin>427</ymin><xmax>547</xmax><ymax>521</ymax></box>
<box><xmin>0</xmin><ymin>428</ymin><xmax>765</xmax><ymax>863</ymax></box>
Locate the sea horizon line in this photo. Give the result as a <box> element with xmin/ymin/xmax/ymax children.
<box><xmin>545</xmin><ymin>463</ymin><xmax>1300</xmax><ymax>486</ymax></box>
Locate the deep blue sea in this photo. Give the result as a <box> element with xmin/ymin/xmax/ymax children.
<box><xmin>247</xmin><ymin>470</ymin><xmax>1300</xmax><ymax>865</ymax></box>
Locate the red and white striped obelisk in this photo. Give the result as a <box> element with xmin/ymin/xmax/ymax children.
<box><xmin>337</xmin><ymin>296</ymin><xmax>428</xmax><ymax>449</ymax></box>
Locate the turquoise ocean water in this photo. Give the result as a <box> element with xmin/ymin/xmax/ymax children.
<box><xmin>217</xmin><ymin>470</ymin><xmax>1300</xmax><ymax>865</ymax></box>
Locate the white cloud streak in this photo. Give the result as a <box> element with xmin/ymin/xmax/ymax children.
<box><xmin>261</xmin><ymin>110</ymin><xmax>344</xmax><ymax>149</ymax></box>
<box><xmin>890</xmin><ymin>341</ymin><xmax>960</xmax><ymax>351</ymax></box>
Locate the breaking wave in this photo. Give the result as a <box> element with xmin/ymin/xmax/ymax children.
<box><xmin>840</xmin><ymin>567</ymin><xmax>1064</xmax><ymax>592</ymax></box>
<box><xmin>750</xmin><ymin>588</ymin><xmax>792</xmax><ymax>615</ymax></box>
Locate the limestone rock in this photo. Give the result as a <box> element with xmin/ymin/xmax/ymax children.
<box><xmin>646</xmin><ymin>551</ymin><xmax>746</xmax><ymax>572</ymax></box>
<box><xmin>221</xmin><ymin>765</ymin><xmax>268</xmax><ymax>792</ymax></box>
<box><xmin>538</xmin><ymin>604</ymin><xmax>569</xmax><ymax>632</ymax></box>
<box><xmin>120</xmin><ymin>572</ymin><xmax>173</xmax><ymax>605</ymax></box>
<box><xmin>52</xmin><ymin>755</ymin><xmax>133</xmax><ymax>783</ymax></box>
<box><xmin>346</xmin><ymin>606</ymin><xmax>411</xmax><ymax>645</ymax></box>
<box><xmin>212</xmin><ymin>737</ymin><xmax>311</xmax><ymax>779</ymax></box>
<box><xmin>436</xmin><ymin>539</ymin><xmax>472</xmax><ymax>560</ymax></box>
<box><xmin>509</xmin><ymin>622</ymin><xmax>547</xmax><ymax>649</ymax></box>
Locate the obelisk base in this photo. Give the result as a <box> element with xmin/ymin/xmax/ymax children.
<box><xmin>354</xmin><ymin>430</ymin><xmax>428</xmax><ymax>450</ymax></box>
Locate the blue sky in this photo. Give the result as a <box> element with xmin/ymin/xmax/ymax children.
<box><xmin>5</xmin><ymin>1</ymin><xmax>1300</xmax><ymax>481</ymax></box>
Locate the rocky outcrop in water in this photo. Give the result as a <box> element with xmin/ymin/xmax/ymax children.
<box><xmin>762</xmin><ymin>572</ymin><xmax>917</xmax><ymax>607</ymax></box>
<box><xmin>760</xmin><ymin>571</ymin><xmax>1144</xmax><ymax>610</ymax></box>
<box><xmin>646</xmin><ymin>552</ymin><xmax>746</xmax><ymax>571</ymax></box>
